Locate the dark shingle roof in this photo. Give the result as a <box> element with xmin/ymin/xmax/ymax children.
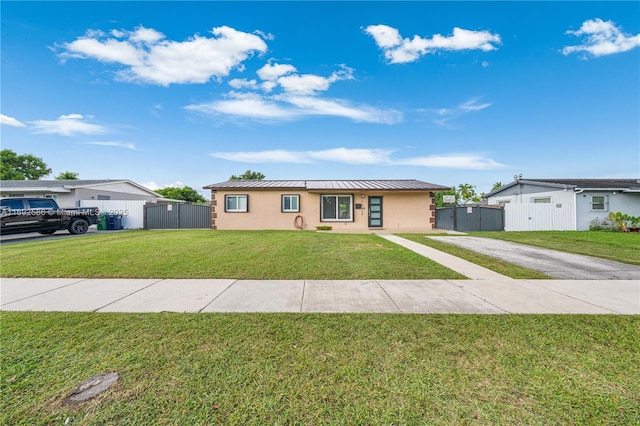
<box><xmin>204</xmin><ymin>179</ymin><xmax>449</xmax><ymax>191</ymax></box>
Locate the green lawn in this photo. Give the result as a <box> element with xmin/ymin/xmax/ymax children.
<box><xmin>2</xmin><ymin>312</ymin><xmax>638</xmax><ymax>425</ymax></box>
<box><xmin>468</xmin><ymin>231</ymin><xmax>640</xmax><ymax>266</ymax></box>
<box><xmin>0</xmin><ymin>230</ymin><xmax>465</xmax><ymax>280</ymax></box>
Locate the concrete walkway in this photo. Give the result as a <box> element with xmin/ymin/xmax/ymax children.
<box><xmin>1</xmin><ymin>277</ymin><xmax>638</xmax><ymax>314</ymax></box>
<box><xmin>1</xmin><ymin>235</ymin><xmax>638</xmax><ymax>314</ymax></box>
<box><xmin>379</xmin><ymin>234</ymin><xmax>513</xmax><ymax>280</ymax></box>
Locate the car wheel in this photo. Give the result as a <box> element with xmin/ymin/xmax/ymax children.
<box><xmin>38</xmin><ymin>229</ymin><xmax>57</xmax><ymax>235</ymax></box>
<box><xmin>69</xmin><ymin>219</ymin><xmax>89</xmax><ymax>234</ymax></box>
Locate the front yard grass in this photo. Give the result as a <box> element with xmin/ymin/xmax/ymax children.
<box><xmin>468</xmin><ymin>231</ymin><xmax>640</xmax><ymax>266</ymax></box>
<box><xmin>0</xmin><ymin>230</ymin><xmax>465</xmax><ymax>280</ymax></box>
<box><xmin>2</xmin><ymin>312</ymin><xmax>638</xmax><ymax>425</ymax></box>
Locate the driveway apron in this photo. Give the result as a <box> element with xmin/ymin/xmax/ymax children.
<box><xmin>428</xmin><ymin>236</ymin><xmax>640</xmax><ymax>280</ymax></box>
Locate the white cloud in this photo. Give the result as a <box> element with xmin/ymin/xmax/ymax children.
<box><xmin>84</xmin><ymin>141</ymin><xmax>138</xmax><ymax>150</ymax></box>
<box><xmin>209</xmin><ymin>147</ymin><xmax>505</xmax><ymax>170</ymax></box>
<box><xmin>59</xmin><ymin>25</ymin><xmax>267</xmax><ymax>86</ymax></box>
<box><xmin>188</xmin><ymin>92</ymin><xmax>402</xmax><ymax>124</ymax></box>
<box><xmin>365</xmin><ymin>24</ymin><xmax>501</xmax><ymax>64</ymax></box>
<box><xmin>210</xmin><ymin>150</ymin><xmax>313</xmax><ymax>163</ymax></box>
<box><xmin>140</xmin><ymin>180</ymin><xmax>185</xmax><ymax>191</ymax></box>
<box><xmin>281</xmin><ymin>95</ymin><xmax>402</xmax><ymax>124</ymax></box>
<box><xmin>257</xmin><ymin>62</ymin><xmax>297</xmax><ymax>81</ymax></box>
<box><xmin>277</xmin><ymin>74</ymin><xmax>333</xmax><ymax>95</ymax></box>
<box><xmin>0</xmin><ymin>114</ymin><xmax>26</xmax><ymax>127</ymax></box>
<box><xmin>186</xmin><ymin>92</ymin><xmax>301</xmax><ymax>121</ymax></box>
<box><xmin>307</xmin><ymin>148</ymin><xmax>394</xmax><ymax>164</ymax></box>
<box><xmin>188</xmin><ymin>62</ymin><xmax>372</xmax><ymax>122</ymax></box>
<box><xmin>419</xmin><ymin>98</ymin><xmax>492</xmax><ymax>127</ymax></box>
<box><xmin>563</xmin><ymin>18</ymin><xmax>640</xmax><ymax>58</ymax></box>
<box><xmin>31</xmin><ymin>114</ymin><xmax>108</xmax><ymax>136</ymax></box>
<box><xmin>228</xmin><ymin>78</ymin><xmax>259</xmax><ymax>89</ymax></box>
<box><xmin>396</xmin><ymin>154</ymin><xmax>506</xmax><ymax>170</ymax></box>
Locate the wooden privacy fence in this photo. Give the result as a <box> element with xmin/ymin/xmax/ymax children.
<box><xmin>436</xmin><ymin>205</ymin><xmax>504</xmax><ymax>232</ymax></box>
<box><xmin>144</xmin><ymin>203</ymin><xmax>211</xmax><ymax>229</ymax></box>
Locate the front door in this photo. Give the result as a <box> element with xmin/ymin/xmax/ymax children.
<box><xmin>368</xmin><ymin>196</ymin><xmax>382</xmax><ymax>227</ymax></box>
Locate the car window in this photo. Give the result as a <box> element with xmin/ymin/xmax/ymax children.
<box><xmin>27</xmin><ymin>199</ymin><xmax>55</xmax><ymax>209</ymax></box>
<box><xmin>1</xmin><ymin>199</ymin><xmax>25</xmax><ymax>210</ymax></box>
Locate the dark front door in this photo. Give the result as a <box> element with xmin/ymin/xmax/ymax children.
<box><xmin>368</xmin><ymin>196</ymin><xmax>382</xmax><ymax>227</ymax></box>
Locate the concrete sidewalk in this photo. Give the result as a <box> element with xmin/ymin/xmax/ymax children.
<box><xmin>1</xmin><ymin>278</ymin><xmax>638</xmax><ymax>314</ymax></box>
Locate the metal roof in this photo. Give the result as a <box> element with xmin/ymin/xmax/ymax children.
<box><xmin>0</xmin><ymin>179</ymin><xmax>123</xmax><ymax>188</ymax></box>
<box><xmin>204</xmin><ymin>179</ymin><xmax>450</xmax><ymax>191</ymax></box>
<box><xmin>524</xmin><ymin>178</ymin><xmax>640</xmax><ymax>189</ymax></box>
<box><xmin>486</xmin><ymin>178</ymin><xmax>640</xmax><ymax>197</ymax></box>
<box><xmin>0</xmin><ymin>179</ymin><xmax>161</xmax><ymax>196</ymax></box>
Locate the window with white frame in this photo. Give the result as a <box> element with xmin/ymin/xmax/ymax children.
<box><xmin>591</xmin><ymin>195</ymin><xmax>607</xmax><ymax>212</ymax></box>
<box><xmin>281</xmin><ymin>194</ymin><xmax>300</xmax><ymax>212</ymax></box>
<box><xmin>321</xmin><ymin>195</ymin><xmax>352</xmax><ymax>221</ymax></box>
<box><xmin>532</xmin><ymin>197</ymin><xmax>551</xmax><ymax>203</ymax></box>
<box><xmin>225</xmin><ymin>194</ymin><xmax>248</xmax><ymax>212</ymax></box>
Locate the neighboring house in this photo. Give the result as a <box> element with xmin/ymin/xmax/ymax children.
<box><xmin>203</xmin><ymin>179</ymin><xmax>450</xmax><ymax>232</ymax></box>
<box><xmin>0</xmin><ymin>179</ymin><xmax>163</xmax><ymax>207</ymax></box>
<box><xmin>486</xmin><ymin>178</ymin><xmax>640</xmax><ymax>231</ymax></box>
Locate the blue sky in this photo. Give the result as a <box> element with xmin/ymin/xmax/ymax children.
<box><xmin>1</xmin><ymin>1</ymin><xmax>639</xmax><ymax>196</ymax></box>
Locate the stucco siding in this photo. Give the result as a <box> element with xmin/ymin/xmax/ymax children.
<box><xmin>575</xmin><ymin>191</ymin><xmax>640</xmax><ymax>230</ymax></box>
<box><xmin>212</xmin><ymin>190</ymin><xmax>434</xmax><ymax>231</ymax></box>
<box><xmin>74</xmin><ymin>188</ymin><xmax>159</xmax><ymax>203</ymax></box>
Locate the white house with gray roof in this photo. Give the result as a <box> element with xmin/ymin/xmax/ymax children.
<box><xmin>486</xmin><ymin>178</ymin><xmax>640</xmax><ymax>231</ymax></box>
<box><xmin>0</xmin><ymin>180</ymin><xmax>163</xmax><ymax>207</ymax></box>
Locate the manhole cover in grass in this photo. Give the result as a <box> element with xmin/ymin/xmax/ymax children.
<box><xmin>63</xmin><ymin>372</ymin><xmax>119</xmax><ymax>404</ymax></box>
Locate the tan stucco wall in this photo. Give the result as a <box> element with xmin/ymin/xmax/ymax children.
<box><xmin>211</xmin><ymin>189</ymin><xmax>436</xmax><ymax>232</ymax></box>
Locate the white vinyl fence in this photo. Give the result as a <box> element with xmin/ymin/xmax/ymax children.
<box><xmin>80</xmin><ymin>200</ymin><xmax>147</xmax><ymax>229</ymax></box>
<box><xmin>503</xmin><ymin>203</ymin><xmax>575</xmax><ymax>231</ymax></box>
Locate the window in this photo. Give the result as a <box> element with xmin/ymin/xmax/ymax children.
<box><xmin>321</xmin><ymin>195</ymin><xmax>352</xmax><ymax>221</ymax></box>
<box><xmin>225</xmin><ymin>194</ymin><xmax>248</xmax><ymax>212</ymax></box>
<box><xmin>591</xmin><ymin>195</ymin><xmax>607</xmax><ymax>212</ymax></box>
<box><xmin>497</xmin><ymin>200</ymin><xmax>510</xmax><ymax>205</ymax></box>
<box><xmin>282</xmin><ymin>194</ymin><xmax>300</xmax><ymax>212</ymax></box>
<box><xmin>1</xmin><ymin>199</ymin><xmax>25</xmax><ymax>210</ymax></box>
<box><xmin>27</xmin><ymin>199</ymin><xmax>55</xmax><ymax>209</ymax></box>
<box><xmin>97</xmin><ymin>195</ymin><xmax>111</xmax><ymax>200</ymax></box>
<box><xmin>532</xmin><ymin>197</ymin><xmax>551</xmax><ymax>203</ymax></box>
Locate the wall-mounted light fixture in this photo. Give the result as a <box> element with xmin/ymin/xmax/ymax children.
<box><xmin>361</xmin><ymin>194</ymin><xmax>365</xmax><ymax>199</ymax></box>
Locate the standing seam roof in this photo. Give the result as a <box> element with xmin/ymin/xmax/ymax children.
<box><xmin>204</xmin><ymin>179</ymin><xmax>449</xmax><ymax>191</ymax></box>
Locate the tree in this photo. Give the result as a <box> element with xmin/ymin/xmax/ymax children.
<box><xmin>457</xmin><ymin>183</ymin><xmax>481</xmax><ymax>204</ymax></box>
<box><xmin>0</xmin><ymin>149</ymin><xmax>51</xmax><ymax>180</ymax></box>
<box><xmin>230</xmin><ymin>170</ymin><xmax>265</xmax><ymax>180</ymax></box>
<box><xmin>155</xmin><ymin>186</ymin><xmax>207</xmax><ymax>203</ymax></box>
<box><xmin>491</xmin><ymin>181</ymin><xmax>503</xmax><ymax>191</ymax></box>
<box><xmin>56</xmin><ymin>171</ymin><xmax>79</xmax><ymax>180</ymax></box>
<box><xmin>434</xmin><ymin>187</ymin><xmax>457</xmax><ymax>207</ymax></box>
<box><xmin>435</xmin><ymin>183</ymin><xmax>482</xmax><ymax>207</ymax></box>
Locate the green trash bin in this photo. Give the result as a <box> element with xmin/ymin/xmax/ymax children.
<box><xmin>97</xmin><ymin>213</ymin><xmax>109</xmax><ymax>230</ymax></box>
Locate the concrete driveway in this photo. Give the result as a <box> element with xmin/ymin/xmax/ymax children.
<box><xmin>429</xmin><ymin>236</ymin><xmax>640</xmax><ymax>280</ymax></box>
<box><xmin>0</xmin><ymin>226</ymin><xmax>111</xmax><ymax>245</ymax></box>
